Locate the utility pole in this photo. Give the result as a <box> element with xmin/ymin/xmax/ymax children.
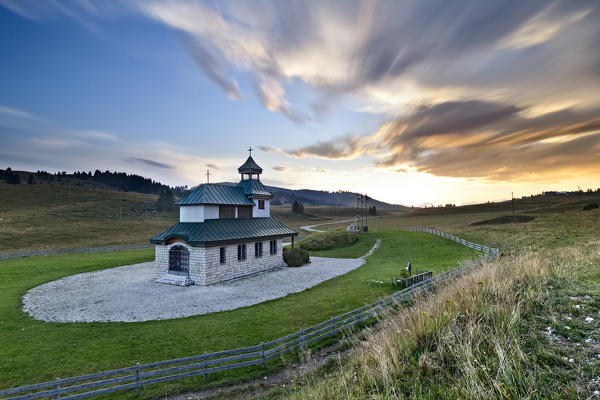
<box><xmin>578</xmin><ymin>185</ymin><xmax>581</xmax><ymax>201</ymax></box>
<box><xmin>511</xmin><ymin>192</ymin><xmax>515</xmax><ymax>219</ymax></box>
<box><xmin>206</xmin><ymin>170</ymin><xmax>210</xmax><ymax>184</ymax></box>
<box><xmin>365</xmin><ymin>194</ymin><xmax>368</xmax><ymax>231</ymax></box>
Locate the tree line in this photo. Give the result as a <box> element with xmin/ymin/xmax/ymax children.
<box><xmin>1</xmin><ymin>168</ymin><xmax>187</xmax><ymax>211</ymax></box>
<box><xmin>0</xmin><ymin>168</ymin><xmax>188</xmax><ymax>196</ymax></box>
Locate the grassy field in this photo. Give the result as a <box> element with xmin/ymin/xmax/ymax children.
<box><xmin>258</xmin><ymin>195</ymin><xmax>600</xmax><ymax>399</ymax></box>
<box><xmin>275</xmin><ymin>245</ymin><xmax>600</xmax><ymax>399</ymax></box>
<box><xmin>0</xmin><ymin>183</ymin><xmax>178</xmax><ymax>253</ymax></box>
<box><xmin>270</xmin><ymin>205</ymin><xmax>396</xmax><ymax>237</ymax></box>
<box><xmin>3</xmin><ymin>183</ymin><xmax>599</xmax><ymax>398</ymax></box>
<box><xmin>0</xmin><ymin>183</ymin><xmax>373</xmax><ymax>253</ymax></box>
<box><xmin>0</xmin><ymin>230</ymin><xmax>477</xmax><ymax>395</ymax></box>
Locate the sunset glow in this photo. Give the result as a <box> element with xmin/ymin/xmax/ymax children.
<box><xmin>1</xmin><ymin>0</ymin><xmax>599</xmax><ymax>205</ymax></box>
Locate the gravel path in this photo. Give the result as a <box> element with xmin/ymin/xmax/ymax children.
<box><xmin>300</xmin><ymin>219</ymin><xmax>356</xmax><ymax>232</ymax></box>
<box><xmin>23</xmin><ymin>256</ymin><xmax>369</xmax><ymax>323</ymax></box>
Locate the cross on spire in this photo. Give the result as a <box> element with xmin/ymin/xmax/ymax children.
<box><xmin>247</xmin><ymin>146</ymin><xmax>253</xmax><ymax>157</ymax></box>
<box><xmin>206</xmin><ymin>169</ymin><xmax>210</xmax><ymax>184</ymax></box>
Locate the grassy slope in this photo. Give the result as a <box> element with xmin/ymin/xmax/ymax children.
<box><xmin>0</xmin><ymin>183</ymin><xmax>369</xmax><ymax>253</ymax></box>
<box><xmin>367</xmin><ymin>192</ymin><xmax>600</xmax><ymax>251</ymax></box>
<box><xmin>268</xmin><ymin>197</ymin><xmax>600</xmax><ymax>399</ymax></box>
<box><xmin>0</xmin><ymin>230</ymin><xmax>477</xmax><ymax>392</ymax></box>
<box><xmin>0</xmin><ymin>183</ymin><xmax>178</xmax><ymax>252</ymax></box>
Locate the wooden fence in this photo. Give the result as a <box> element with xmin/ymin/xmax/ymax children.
<box><xmin>0</xmin><ymin>228</ymin><xmax>500</xmax><ymax>400</ymax></box>
<box><xmin>407</xmin><ymin>227</ymin><xmax>500</xmax><ymax>256</ymax></box>
<box><xmin>0</xmin><ymin>243</ymin><xmax>151</xmax><ymax>261</ymax></box>
<box><xmin>392</xmin><ymin>270</ymin><xmax>433</xmax><ymax>288</ymax></box>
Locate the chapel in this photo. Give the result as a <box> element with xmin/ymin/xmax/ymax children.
<box><xmin>150</xmin><ymin>152</ymin><xmax>298</xmax><ymax>286</ymax></box>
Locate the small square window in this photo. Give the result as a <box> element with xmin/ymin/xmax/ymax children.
<box><xmin>220</xmin><ymin>247</ymin><xmax>226</xmax><ymax>264</ymax></box>
<box><xmin>258</xmin><ymin>200</ymin><xmax>265</xmax><ymax>209</ymax></box>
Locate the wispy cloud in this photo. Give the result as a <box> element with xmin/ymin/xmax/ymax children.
<box><xmin>2</xmin><ymin>0</ymin><xmax>600</xmax><ymax>188</ymax></box>
<box><xmin>273</xmin><ymin>165</ymin><xmax>288</xmax><ymax>171</ymax></box>
<box><xmin>127</xmin><ymin>157</ymin><xmax>174</xmax><ymax>169</ymax></box>
<box><xmin>4</xmin><ymin>1</ymin><xmax>599</xmax><ymax>124</ymax></box>
<box><xmin>135</xmin><ymin>0</ymin><xmax>600</xmax><ymax>123</ymax></box>
<box><xmin>0</xmin><ymin>105</ymin><xmax>49</xmax><ymax>123</ymax></box>
<box><xmin>73</xmin><ymin>130</ymin><xmax>118</xmax><ymax>141</ymax></box>
<box><xmin>206</xmin><ymin>163</ymin><xmax>219</xmax><ymax>169</ymax></box>
<box><xmin>283</xmin><ymin>100</ymin><xmax>600</xmax><ymax>181</ymax></box>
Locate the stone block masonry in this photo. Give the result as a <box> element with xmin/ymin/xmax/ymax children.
<box><xmin>154</xmin><ymin>240</ymin><xmax>283</xmax><ymax>286</ymax></box>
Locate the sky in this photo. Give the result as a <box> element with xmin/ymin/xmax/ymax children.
<box><xmin>0</xmin><ymin>0</ymin><xmax>599</xmax><ymax>206</ymax></box>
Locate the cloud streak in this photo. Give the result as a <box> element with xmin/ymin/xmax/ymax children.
<box><xmin>282</xmin><ymin>100</ymin><xmax>600</xmax><ymax>181</ymax></box>
<box><xmin>2</xmin><ymin>0</ymin><xmax>600</xmax><ymax>185</ymax></box>
<box><xmin>127</xmin><ymin>157</ymin><xmax>174</xmax><ymax>169</ymax></box>
<box><xmin>134</xmin><ymin>0</ymin><xmax>600</xmax><ymax>122</ymax></box>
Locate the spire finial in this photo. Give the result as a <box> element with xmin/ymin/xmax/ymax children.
<box><xmin>206</xmin><ymin>169</ymin><xmax>210</xmax><ymax>184</ymax></box>
<box><xmin>248</xmin><ymin>146</ymin><xmax>253</xmax><ymax>157</ymax></box>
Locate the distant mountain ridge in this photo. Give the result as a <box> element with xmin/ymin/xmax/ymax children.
<box><xmin>0</xmin><ymin>168</ymin><xmax>407</xmax><ymax>210</ymax></box>
<box><xmin>217</xmin><ymin>182</ymin><xmax>408</xmax><ymax>210</ymax></box>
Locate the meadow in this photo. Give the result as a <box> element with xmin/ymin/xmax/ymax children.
<box><xmin>0</xmin><ymin>229</ymin><xmax>476</xmax><ymax>396</ymax></box>
<box><xmin>0</xmin><ymin>183</ymin><xmax>177</xmax><ymax>253</ymax></box>
<box><xmin>0</xmin><ymin>182</ymin><xmax>369</xmax><ymax>253</ymax></box>
<box><xmin>2</xmin><ymin>182</ymin><xmax>599</xmax><ymax>399</ymax></box>
<box><xmin>266</xmin><ymin>195</ymin><xmax>600</xmax><ymax>399</ymax></box>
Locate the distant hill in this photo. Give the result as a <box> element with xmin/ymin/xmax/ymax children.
<box><xmin>0</xmin><ymin>168</ymin><xmax>187</xmax><ymax>197</ymax></box>
<box><xmin>216</xmin><ymin>182</ymin><xmax>408</xmax><ymax>210</ymax></box>
<box><xmin>0</xmin><ymin>168</ymin><xmax>408</xmax><ymax>210</ymax></box>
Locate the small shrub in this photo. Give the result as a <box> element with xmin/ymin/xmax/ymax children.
<box><xmin>398</xmin><ymin>269</ymin><xmax>410</xmax><ymax>279</ymax></box>
<box><xmin>583</xmin><ymin>202</ymin><xmax>599</xmax><ymax>211</ymax></box>
<box><xmin>299</xmin><ymin>231</ymin><xmax>359</xmax><ymax>251</ymax></box>
<box><xmin>283</xmin><ymin>248</ymin><xmax>310</xmax><ymax>267</ymax></box>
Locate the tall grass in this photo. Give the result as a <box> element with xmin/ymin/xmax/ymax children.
<box><xmin>284</xmin><ymin>251</ymin><xmax>556</xmax><ymax>399</ymax></box>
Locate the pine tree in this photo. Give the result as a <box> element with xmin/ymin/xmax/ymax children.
<box><xmin>156</xmin><ymin>188</ymin><xmax>175</xmax><ymax>211</ymax></box>
<box><xmin>7</xmin><ymin>172</ymin><xmax>21</xmax><ymax>184</ymax></box>
<box><xmin>292</xmin><ymin>200</ymin><xmax>304</xmax><ymax>214</ymax></box>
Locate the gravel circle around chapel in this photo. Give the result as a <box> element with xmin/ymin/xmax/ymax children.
<box><xmin>23</xmin><ymin>256</ymin><xmax>366</xmax><ymax>322</ymax></box>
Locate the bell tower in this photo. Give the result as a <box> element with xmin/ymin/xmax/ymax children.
<box><xmin>238</xmin><ymin>147</ymin><xmax>263</xmax><ymax>181</ymax></box>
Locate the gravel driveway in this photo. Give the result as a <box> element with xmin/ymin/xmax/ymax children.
<box><xmin>23</xmin><ymin>256</ymin><xmax>367</xmax><ymax>323</ymax></box>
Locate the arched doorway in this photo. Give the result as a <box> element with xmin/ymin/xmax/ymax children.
<box><xmin>168</xmin><ymin>245</ymin><xmax>189</xmax><ymax>276</ymax></box>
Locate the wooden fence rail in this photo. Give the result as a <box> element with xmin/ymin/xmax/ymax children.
<box><xmin>406</xmin><ymin>227</ymin><xmax>500</xmax><ymax>256</ymax></box>
<box><xmin>0</xmin><ymin>228</ymin><xmax>500</xmax><ymax>400</ymax></box>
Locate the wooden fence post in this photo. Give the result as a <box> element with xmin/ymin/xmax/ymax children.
<box><xmin>203</xmin><ymin>351</ymin><xmax>208</xmax><ymax>381</ymax></box>
<box><xmin>53</xmin><ymin>378</ymin><xmax>60</xmax><ymax>399</ymax></box>
<box><xmin>135</xmin><ymin>363</ymin><xmax>140</xmax><ymax>397</ymax></box>
<box><xmin>331</xmin><ymin>317</ymin><xmax>335</xmax><ymax>335</ymax></box>
<box><xmin>299</xmin><ymin>329</ymin><xmax>304</xmax><ymax>349</ymax></box>
<box><xmin>261</xmin><ymin>342</ymin><xmax>265</xmax><ymax>368</ymax></box>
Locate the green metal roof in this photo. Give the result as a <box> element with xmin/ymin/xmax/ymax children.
<box><xmin>150</xmin><ymin>217</ymin><xmax>297</xmax><ymax>246</ymax></box>
<box><xmin>237</xmin><ymin>179</ymin><xmax>272</xmax><ymax>198</ymax></box>
<box><xmin>238</xmin><ymin>156</ymin><xmax>263</xmax><ymax>174</ymax></box>
<box><xmin>177</xmin><ymin>184</ymin><xmax>255</xmax><ymax>206</ymax></box>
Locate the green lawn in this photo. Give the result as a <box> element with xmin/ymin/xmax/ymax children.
<box><xmin>308</xmin><ymin>233</ymin><xmax>376</xmax><ymax>258</ymax></box>
<box><xmin>0</xmin><ymin>183</ymin><xmax>178</xmax><ymax>253</ymax></box>
<box><xmin>0</xmin><ymin>229</ymin><xmax>478</xmax><ymax>396</ymax></box>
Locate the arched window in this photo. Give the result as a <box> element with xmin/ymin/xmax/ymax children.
<box><xmin>168</xmin><ymin>245</ymin><xmax>189</xmax><ymax>276</ymax></box>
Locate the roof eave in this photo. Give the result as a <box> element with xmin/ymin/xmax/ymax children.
<box><xmin>151</xmin><ymin>231</ymin><xmax>298</xmax><ymax>247</ymax></box>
